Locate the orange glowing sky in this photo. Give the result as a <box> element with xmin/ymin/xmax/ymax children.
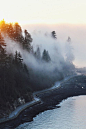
<box><xmin>0</xmin><ymin>0</ymin><xmax>86</xmax><ymax>25</ymax></box>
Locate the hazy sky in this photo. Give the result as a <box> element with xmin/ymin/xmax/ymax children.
<box><xmin>0</xmin><ymin>0</ymin><xmax>86</xmax><ymax>24</ymax></box>
<box><xmin>0</xmin><ymin>0</ymin><xmax>86</xmax><ymax>67</ymax></box>
<box><xmin>23</xmin><ymin>24</ymin><xmax>86</xmax><ymax>68</ymax></box>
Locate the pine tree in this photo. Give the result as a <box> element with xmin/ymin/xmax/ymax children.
<box><xmin>42</xmin><ymin>49</ymin><xmax>51</xmax><ymax>62</ymax></box>
<box><xmin>18</xmin><ymin>52</ymin><xmax>23</xmax><ymax>66</ymax></box>
<box><xmin>6</xmin><ymin>23</ymin><xmax>14</xmax><ymax>39</ymax></box>
<box><xmin>0</xmin><ymin>32</ymin><xmax>7</xmax><ymax>66</ymax></box>
<box><xmin>14</xmin><ymin>23</ymin><xmax>22</xmax><ymax>42</ymax></box>
<box><xmin>0</xmin><ymin>32</ymin><xmax>6</xmax><ymax>49</ymax></box>
<box><xmin>51</xmin><ymin>31</ymin><xmax>57</xmax><ymax>39</ymax></box>
<box><xmin>23</xmin><ymin>29</ymin><xmax>32</xmax><ymax>52</ymax></box>
<box><xmin>14</xmin><ymin>51</ymin><xmax>23</xmax><ymax>67</ymax></box>
<box><xmin>0</xmin><ymin>32</ymin><xmax>8</xmax><ymax>90</ymax></box>
<box><xmin>65</xmin><ymin>37</ymin><xmax>74</xmax><ymax>63</ymax></box>
<box><xmin>0</xmin><ymin>19</ymin><xmax>6</xmax><ymax>33</ymax></box>
<box><xmin>34</xmin><ymin>47</ymin><xmax>41</xmax><ymax>59</ymax></box>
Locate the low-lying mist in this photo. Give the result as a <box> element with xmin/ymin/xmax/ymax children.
<box><xmin>22</xmin><ymin>23</ymin><xmax>86</xmax><ymax>68</ymax></box>
<box><xmin>4</xmin><ymin>23</ymin><xmax>75</xmax><ymax>90</ymax></box>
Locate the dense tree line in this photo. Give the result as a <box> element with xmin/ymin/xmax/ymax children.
<box><xmin>0</xmin><ymin>20</ymin><xmax>51</xmax><ymax>63</ymax></box>
<box><xmin>34</xmin><ymin>47</ymin><xmax>51</xmax><ymax>62</ymax></box>
<box><xmin>0</xmin><ymin>32</ymin><xmax>32</xmax><ymax>114</ymax></box>
<box><xmin>0</xmin><ymin>19</ymin><xmax>32</xmax><ymax>52</ymax></box>
<box><xmin>0</xmin><ymin>20</ymin><xmax>75</xmax><ymax>117</ymax></box>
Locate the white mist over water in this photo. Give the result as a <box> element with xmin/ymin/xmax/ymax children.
<box><xmin>22</xmin><ymin>23</ymin><xmax>86</xmax><ymax>68</ymax></box>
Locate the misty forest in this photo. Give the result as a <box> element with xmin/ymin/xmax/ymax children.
<box><xmin>0</xmin><ymin>20</ymin><xmax>75</xmax><ymax>117</ymax></box>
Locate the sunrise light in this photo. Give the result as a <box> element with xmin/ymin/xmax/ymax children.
<box><xmin>0</xmin><ymin>0</ymin><xmax>86</xmax><ymax>25</ymax></box>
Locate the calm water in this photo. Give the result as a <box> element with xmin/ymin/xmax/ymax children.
<box><xmin>16</xmin><ymin>95</ymin><xmax>86</xmax><ymax>129</ymax></box>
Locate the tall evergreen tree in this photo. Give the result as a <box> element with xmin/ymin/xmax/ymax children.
<box><xmin>0</xmin><ymin>32</ymin><xmax>6</xmax><ymax>49</ymax></box>
<box><xmin>23</xmin><ymin>29</ymin><xmax>32</xmax><ymax>52</ymax></box>
<box><xmin>0</xmin><ymin>33</ymin><xmax>7</xmax><ymax>66</ymax></box>
<box><xmin>14</xmin><ymin>23</ymin><xmax>22</xmax><ymax>42</ymax></box>
<box><xmin>0</xmin><ymin>19</ymin><xmax>6</xmax><ymax>33</ymax></box>
<box><xmin>34</xmin><ymin>47</ymin><xmax>41</xmax><ymax>59</ymax></box>
<box><xmin>6</xmin><ymin>23</ymin><xmax>14</xmax><ymax>39</ymax></box>
<box><xmin>0</xmin><ymin>33</ymin><xmax>8</xmax><ymax>92</ymax></box>
<box><xmin>13</xmin><ymin>51</ymin><xmax>23</xmax><ymax>67</ymax></box>
<box><xmin>51</xmin><ymin>31</ymin><xmax>57</xmax><ymax>39</ymax></box>
<box><xmin>65</xmin><ymin>37</ymin><xmax>74</xmax><ymax>63</ymax></box>
<box><xmin>42</xmin><ymin>49</ymin><xmax>51</xmax><ymax>62</ymax></box>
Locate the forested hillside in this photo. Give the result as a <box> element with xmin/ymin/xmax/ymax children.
<box><xmin>0</xmin><ymin>20</ymin><xmax>75</xmax><ymax>117</ymax></box>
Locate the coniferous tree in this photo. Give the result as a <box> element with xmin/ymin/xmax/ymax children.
<box><xmin>13</xmin><ymin>51</ymin><xmax>23</xmax><ymax>67</ymax></box>
<box><xmin>65</xmin><ymin>37</ymin><xmax>74</xmax><ymax>63</ymax></box>
<box><xmin>0</xmin><ymin>32</ymin><xmax>8</xmax><ymax>94</ymax></box>
<box><xmin>0</xmin><ymin>32</ymin><xmax>6</xmax><ymax>49</ymax></box>
<box><xmin>0</xmin><ymin>19</ymin><xmax>6</xmax><ymax>33</ymax></box>
<box><xmin>17</xmin><ymin>52</ymin><xmax>23</xmax><ymax>67</ymax></box>
<box><xmin>23</xmin><ymin>29</ymin><xmax>32</xmax><ymax>51</ymax></box>
<box><xmin>34</xmin><ymin>47</ymin><xmax>41</xmax><ymax>59</ymax></box>
<box><xmin>51</xmin><ymin>31</ymin><xmax>57</xmax><ymax>39</ymax></box>
<box><xmin>6</xmin><ymin>23</ymin><xmax>14</xmax><ymax>39</ymax></box>
<box><xmin>14</xmin><ymin>23</ymin><xmax>22</xmax><ymax>42</ymax></box>
<box><xmin>42</xmin><ymin>49</ymin><xmax>51</xmax><ymax>62</ymax></box>
<box><xmin>0</xmin><ymin>33</ymin><xmax>7</xmax><ymax>66</ymax></box>
<box><xmin>0</xmin><ymin>21</ymin><xmax>33</xmax><ymax>111</ymax></box>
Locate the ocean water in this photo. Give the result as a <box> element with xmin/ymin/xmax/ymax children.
<box><xmin>16</xmin><ymin>95</ymin><xmax>86</xmax><ymax>129</ymax></box>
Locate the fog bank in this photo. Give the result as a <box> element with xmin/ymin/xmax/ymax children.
<box><xmin>22</xmin><ymin>23</ymin><xmax>86</xmax><ymax>67</ymax></box>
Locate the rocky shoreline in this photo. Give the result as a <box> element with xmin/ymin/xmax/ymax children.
<box><xmin>1</xmin><ymin>75</ymin><xmax>86</xmax><ymax>129</ymax></box>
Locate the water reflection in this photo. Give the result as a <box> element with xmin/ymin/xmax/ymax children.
<box><xmin>16</xmin><ymin>95</ymin><xmax>86</xmax><ymax>129</ymax></box>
